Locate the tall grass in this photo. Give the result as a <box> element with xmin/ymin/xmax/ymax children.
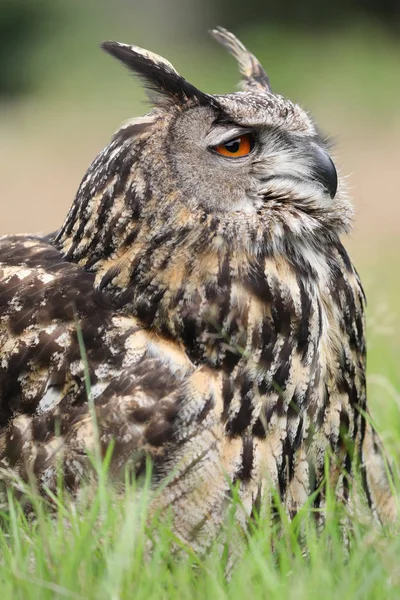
<box><xmin>0</xmin><ymin>451</ymin><xmax>399</xmax><ymax>599</ymax></box>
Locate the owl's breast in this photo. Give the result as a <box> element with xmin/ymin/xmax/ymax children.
<box><xmin>153</xmin><ymin>242</ymin><xmax>367</xmax><ymax>538</ymax></box>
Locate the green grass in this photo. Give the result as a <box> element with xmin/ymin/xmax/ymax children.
<box><xmin>0</xmin><ymin>448</ymin><xmax>399</xmax><ymax>600</ymax></box>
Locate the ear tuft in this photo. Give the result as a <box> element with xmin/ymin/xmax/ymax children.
<box><xmin>102</xmin><ymin>40</ymin><xmax>218</xmax><ymax>108</ymax></box>
<box><xmin>210</xmin><ymin>27</ymin><xmax>271</xmax><ymax>94</ymax></box>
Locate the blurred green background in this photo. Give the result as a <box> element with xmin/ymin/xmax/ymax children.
<box><xmin>0</xmin><ymin>0</ymin><xmax>399</xmax><ymax>446</ymax></box>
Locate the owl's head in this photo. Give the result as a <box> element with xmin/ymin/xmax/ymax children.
<box><xmin>56</xmin><ymin>28</ymin><xmax>352</xmax><ymax>268</ymax></box>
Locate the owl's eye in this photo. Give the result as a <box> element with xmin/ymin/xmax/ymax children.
<box><xmin>213</xmin><ymin>133</ymin><xmax>255</xmax><ymax>158</ymax></box>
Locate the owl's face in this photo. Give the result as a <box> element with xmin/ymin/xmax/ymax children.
<box><xmin>169</xmin><ymin>94</ymin><xmax>336</xmax><ymax>215</ymax></box>
<box><xmin>99</xmin><ymin>28</ymin><xmax>350</xmax><ymax>242</ymax></box>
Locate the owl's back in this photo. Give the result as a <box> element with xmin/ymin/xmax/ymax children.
<box><xmin>0</xmin><ymin>235</ymin><xmax>202</xmax><ymax>491</ymax></box>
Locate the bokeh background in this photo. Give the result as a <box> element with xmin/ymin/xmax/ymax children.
<box><xmin>1</xmin><ymin>1</ymin><xmax>399</xmax><ymax>446</ymax></box>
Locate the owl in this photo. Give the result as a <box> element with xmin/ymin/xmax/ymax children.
<box><xmin>0</xmin><ymin>28</ymin><xmax>396</xmax><ymax>552</ymax></box>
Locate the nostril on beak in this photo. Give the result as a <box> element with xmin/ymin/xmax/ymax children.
<box><xmin>311</xmin><ymin>144</ymin><xmax>338</xmax><ymax>199</ymax></box>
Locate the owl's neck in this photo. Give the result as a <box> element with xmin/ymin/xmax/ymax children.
<box><xmin>53</xmin><ymin>118</ymin><xmax>175</xmax><ymax>268</ymax></box>
<box><xmin>63</xmin><ymin>200</ymin><xmax>342</xmax><ymax>375</ymax></box>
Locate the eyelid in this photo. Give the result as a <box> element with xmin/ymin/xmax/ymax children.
<box><xmin>205</xmin><ymin>126</ymin><xmax>253</xmax><ymax>148</ymax></box>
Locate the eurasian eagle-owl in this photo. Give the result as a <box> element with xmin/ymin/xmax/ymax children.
<box><xmin>0</xmin><ymin>28</ymin><xmax>396</xmax><ymax>550</ymax></box>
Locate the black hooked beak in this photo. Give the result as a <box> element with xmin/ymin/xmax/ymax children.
<box><xmin>311</xmin><ymin>144</ymin><xmax>338</xmax><ymax>199</ymax></box>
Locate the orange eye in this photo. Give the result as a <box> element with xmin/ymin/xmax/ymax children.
<box><xmin>214</xmin><ymin>133</ymin><xmax>255</xmax><ymax>158</ymax></box>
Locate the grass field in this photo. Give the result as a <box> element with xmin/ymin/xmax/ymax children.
<box><xmin>1</xmin><ymin>14</ymin><xmax>400</xmax><ymax>599</ymax></box>
<box><xmin>0</xmin><ymin>438</ymin><xmax>399</xmax><ymax>599</ymax></box>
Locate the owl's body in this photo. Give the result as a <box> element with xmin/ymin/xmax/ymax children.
<box><xmin>0</xmin><ymin>29</ymin><xmax>395</xmax><ymax>551</ymax></box>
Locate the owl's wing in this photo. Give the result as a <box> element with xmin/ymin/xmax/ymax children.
<box><xmin>336</xmin><ymin>262</ymin><xmax>396</xmax><ymax>524</ymax></box>
<box><xmin>0</xmin><ymin>235</ymin><xmax>217</xmax><ymax>496</ymax></box>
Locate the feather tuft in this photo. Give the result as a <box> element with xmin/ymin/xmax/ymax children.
<box><xmin>102</xmin><ymin>40</ymin><xmax>218</xmax><ymax>108</ymax></box>
<box><xmin>210</xmin><ymin>27</ymin><xmax>271</xmax><ymax>94</ymax></box>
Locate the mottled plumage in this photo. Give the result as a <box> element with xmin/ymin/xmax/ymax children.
<box><xmin>0</xmin><ymin>28</ymin><xmax>396</xmax><ymax>552</ymax></box>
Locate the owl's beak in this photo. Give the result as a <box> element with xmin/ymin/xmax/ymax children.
<box><xmin>311</xmin><ymin>144</ymin><xmax>338</xmax><ymax>199</ymax></box>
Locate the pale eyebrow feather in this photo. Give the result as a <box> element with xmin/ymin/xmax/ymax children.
<box><xmin>204</xmin><ymin>125</ymin><xmax>252</xmax><ymax>147</ymax></box>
